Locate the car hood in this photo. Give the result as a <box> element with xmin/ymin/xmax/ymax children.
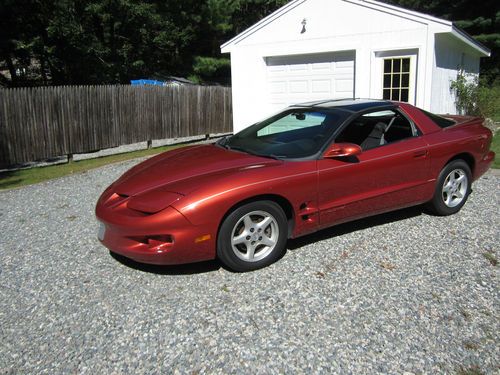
<box><xmin>113</xmin><ymin>144</ymin><xmax>282</xmax><ymax>197</ymax></box>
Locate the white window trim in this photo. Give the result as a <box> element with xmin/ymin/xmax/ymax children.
<box><xmin>370</xmin><ymin>49</ymin><xmax>419</xmax><ymax>105</ymax></box>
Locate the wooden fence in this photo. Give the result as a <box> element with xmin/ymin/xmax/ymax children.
<box><xmin>0</xmin><ymin>85</ymin><xmax>232</xmax><ymax>167</ymax></box>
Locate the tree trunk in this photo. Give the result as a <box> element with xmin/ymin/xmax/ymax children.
<box><xmin>5</xmin><ymin>55</ymin><xmax>18</xmax><ymax>85</ymax></box>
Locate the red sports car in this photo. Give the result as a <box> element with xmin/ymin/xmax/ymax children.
<box><xmin>96</xmin><ymin>99</ymin><xmax>495</xmax><ymax>271</ymax></box>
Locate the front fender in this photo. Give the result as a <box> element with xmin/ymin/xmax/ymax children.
<box><xmin>172</xmin><ymin>161</ymin><xmax>319</xmax><ymax>238</ymax></box>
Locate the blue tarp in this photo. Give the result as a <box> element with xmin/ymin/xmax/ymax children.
<box><xmin>130</xmin><ymin>79</ymin><xmax>166</xmax><ymax>86</ymax></box>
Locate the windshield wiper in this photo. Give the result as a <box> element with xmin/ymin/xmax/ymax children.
<box><xmin>220</xmin><ymin>142</ymin><xmax>285</xmax><ymax>160</ymax></box>
<box><xmin>230</xmin><ymin>147</ymin><xmax>284</xmax><ymax>160</ymax></box>
<box><xmin>225</xmin><ymin>145</ymin><xmax>248</xmax><ymax>153</ymax></box>
<box><xmin>251</xmin><ymin>152</ymin><xmax>285</xmax><ymax>160</ymax></box>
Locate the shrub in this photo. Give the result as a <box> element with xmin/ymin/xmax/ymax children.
<box><xmin>450</xmin><ymin>70</ymin><xmax>500</xmax><ymax>121</ymax></box>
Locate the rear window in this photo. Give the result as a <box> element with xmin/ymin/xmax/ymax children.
<box><xmin>419</xmin><ymin>109</ymin><xmax>456</xmax><ymax>128</ymax></box>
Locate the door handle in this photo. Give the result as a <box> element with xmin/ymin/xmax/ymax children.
<box><xmin>413</xmin><ymin>150</ymin><xmax>428</xmax><ymax>158</ymax></box>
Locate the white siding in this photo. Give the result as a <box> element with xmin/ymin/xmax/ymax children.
<box><xmin>229</xmin><ymin>48</ymin><xmax>270</xmax><ymax>130</ymax></box>
<box><xmin>431</xmin><ymin>33</ymin><xmax>481</xmax><ymax>114</ymax></box>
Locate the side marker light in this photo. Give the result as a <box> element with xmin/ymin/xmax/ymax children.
<box><xmin>195</xmin><ymin>234</ymin><xmax>212</xmax><ymax>243</ymax></box>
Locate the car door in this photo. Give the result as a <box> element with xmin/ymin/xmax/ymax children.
<box><xmin>317</xmin><ymin>108</ymin><xmax>430</xmax><ymax>228</ymax></box>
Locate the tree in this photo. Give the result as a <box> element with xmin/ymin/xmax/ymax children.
<box><xmin>0</xmin><ymin>0</ymin><xmax>292</xmax><ymax>86</ymax></box>
<box><xmin>382</xmin><ymin>0</ymin><xmax>499</xmax><ymax>81</ymax></box>
<box><xmin>0</xmin><ymin>0</ymin><xmax>206</xmax><ymax>85</ymax></box>
<box><xmin>190</xmin><ymin>0</ymin><xmax>288</xmax><ymax>83</ymax></box>
<box><xmin>6</xmin><ymin>0</ymin><xmax>495</xmax><ymax>86</ymax></box>
<box><xmin>0</xmin><ymin>0</ymin><xmax>48</xmax><ymax>85</ymax></box>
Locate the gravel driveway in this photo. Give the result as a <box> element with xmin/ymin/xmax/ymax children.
<box><xmin>0</xmin><ymin>159</ymin><xmax>498</xmax><ymax>374</ymax></box>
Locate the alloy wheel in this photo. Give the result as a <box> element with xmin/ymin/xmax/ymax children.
<box><xmin>442</xmin><ymin>168</ymin><xmax>468</xmax><ymax>208</ymax></box>
<box><xmin>230</xmin><ymin>210</ymin><xmax>279</xmax><ymax>262</ymax></box>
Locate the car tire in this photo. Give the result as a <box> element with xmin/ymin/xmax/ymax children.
<box><xmin>426</xmin><ymin>159</ymin><xmax>472</xmax><ymax>216</ymax></box>
<box><xmin>217</xmin><ymin>200</ymin><xmax>288</xmax><ymax>272</ymax></box>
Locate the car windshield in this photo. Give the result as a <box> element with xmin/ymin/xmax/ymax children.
<box><xmin>219</xmin><ymin>108</ymin><xmax>350</xmax><ymax>159</ymax></box>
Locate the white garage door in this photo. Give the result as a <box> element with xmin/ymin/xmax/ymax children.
<box><xmin>266</xmin><ymin>51</ymin><xmax>355</xmax><ymax>112</ymax></box>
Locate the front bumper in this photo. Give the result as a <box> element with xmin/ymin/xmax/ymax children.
<box><xmin>96</xmin><ymin>196</ymin><xmax>216</xmax><ymax>265</ymax></box>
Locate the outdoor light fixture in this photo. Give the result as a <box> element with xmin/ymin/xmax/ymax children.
<box><xmin>301</xmin><ymin>18</ymin><xmax>307</xmax><ymax>33</ymax></box>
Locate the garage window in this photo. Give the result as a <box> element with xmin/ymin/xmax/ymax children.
<box><xmin>382</xmin><ymin>58</ymin><xmax>411</xmax><ymax>102</ymax></box>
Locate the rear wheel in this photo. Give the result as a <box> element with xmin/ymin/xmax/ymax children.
<box><xmin>217</xmin><ymin>200</ymin><xmax>288</xmax><ymax>272</ymax></box>
<box><xmin>427</xmin><ymin>159</ymin><xmax>471</xmax><ymax>216</ymax></box>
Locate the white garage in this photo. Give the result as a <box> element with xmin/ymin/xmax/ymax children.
<box><xmin>221</xmin><ymin>0</ymin><xmax>489</xmax><ymax>132</ymax></box>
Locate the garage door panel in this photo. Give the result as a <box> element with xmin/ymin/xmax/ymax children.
<box><xmin>267</xmin><ymin>65</ymin><xmax>287</xmax><ymax>73</ymax></box>
<box><xmin>289</xmin><ymin>80</ymin><xmax>308</xmax><ymax>94</ymax></box>
<box><xmin>289</xmin><ymin>64</ymin><xmax>308</xmax><ymax>72</ymax></box>
<box><xmin>312</xmin><ymin>79</ymin><xmax>332</xmax><ymax>93</ymax></box>
<box><xmin>311</xmin><ymin>62</ymin><xmax>332</xmax><ymax>71</ymax></box>
<box><xmin>266</xmin><ymin>51</ymin><xmax>355</xmax><ymax>111</ymax></box>
<box><xmin>269</xmin><ymin>81</ymin><xmax>287</xmax><ymax>94</ymax></box>
<box><xmin>336</xmin><ymin>78</ymin><xmax>354</xmax><ymax>93</ymax></box>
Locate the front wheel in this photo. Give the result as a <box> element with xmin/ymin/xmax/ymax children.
<box><xmin>217</xmin><ymin>200</ymin><xmax>288</xmax><ymax>272</ymax></box>
<box><xmin>426</xmin><ymin>159</ymin><xmax>472</xmax><ymax>216</ymax></box>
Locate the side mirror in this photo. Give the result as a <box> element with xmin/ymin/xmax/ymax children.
<box><xmin>323</xmin><ymin>143</ymin><xmax>362</xmax><ymax>158</ymax></box>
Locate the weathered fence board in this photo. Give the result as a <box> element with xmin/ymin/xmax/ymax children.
<box><xmin>0</xmin><ymin>85</ymin><xmax>233</xmax><ymax>167</ymax></box>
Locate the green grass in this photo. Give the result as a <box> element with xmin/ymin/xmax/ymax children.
<box><xmin>491</xmin><ymin>131</ymin><xmax>500</xmax><ymax>169</ymax></box>
<box><xmin>0</xmin><ymin>144</ymin><xmax>186</xmax><ymax>191</ymax></box>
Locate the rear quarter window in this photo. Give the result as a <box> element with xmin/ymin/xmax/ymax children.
<box><xmin>419</xmin><ymin>109</ymin><xmax>456</xmax><ymax>128</ymax></box>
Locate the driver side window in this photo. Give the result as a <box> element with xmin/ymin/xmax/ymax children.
<box><xmin>336</xmin><ymin>109</ymin><xmax>416</xmax><ymax>151</ymax></box>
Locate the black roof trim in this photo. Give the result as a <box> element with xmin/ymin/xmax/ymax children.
<box><xmin>289</xmin><ymin>98</ymin><xmax>395</xmax><ymax>112</ymax></box>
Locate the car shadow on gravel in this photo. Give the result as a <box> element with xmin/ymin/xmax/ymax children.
<box><xmin>287</xmin><ymin>205</ymin><xmax>425</xmax><ymax>250</ymax></box>
<box><xmin>110</xmin><ymin>252</ymin><xmax>221</xmax><ymax>275</ymax></box>
<box><xmin>110</xmin><ymin>205</ymin><xmax>425</xmax><ymax>274</ymax></box>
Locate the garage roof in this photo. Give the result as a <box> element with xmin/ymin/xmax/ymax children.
<box><xmin>221</xmin><ymin>0</ymin><xmax>490</xmax><ymax>57</ymax></box>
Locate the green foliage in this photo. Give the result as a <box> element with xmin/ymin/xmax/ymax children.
<box><xmin>2</xmin><ymin>0</ymin><xmax>495</xmax><ymax>86</ymax></box>
<box><xmin>0</xmin><ymin>0</ymin><xmax>289</xmax><ymax>86</ymax></box>
<box><xmin>450</xmin><ymin>70</ymin><xmax>500</xmax><ymax>120</ymax></box>
<box><xmin>477</xmin><ymin>84</ymin><xmax>500</xmax><ymax>122</ymax></box>
<box><xmin>193</xmin><ymin>56</ymin><xmax>230</xmax><ymax>76</ymax></box>
<box><xmin>192</xmin><ymin>56</ymin><xmax>230</xmax><ymax>82</ymax></box>
<box><xmin>450</xmin><ymin>71</ymin><xmax>479</xmax><ymax>115</ymax></box>
<box><xmin>491</xmin><ymin>132</ymin><xmax>500</xmax><ymax>169</ymax></box>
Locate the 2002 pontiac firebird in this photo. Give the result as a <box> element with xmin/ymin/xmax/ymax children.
<box><xmin>96</xmin><ymin>99</ymin><xmax>495</xmax><ymax>271</ymax></box>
